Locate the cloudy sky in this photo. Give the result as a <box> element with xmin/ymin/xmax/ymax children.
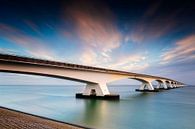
<box><xmin>0</xmin><ymin>0</ymin><xmax>195</xmax><ymax>85</ymax></box>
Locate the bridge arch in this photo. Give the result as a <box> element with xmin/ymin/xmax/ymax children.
<box><xmin>128</xmin><ymin>77</ymin><xmax>155</xmax><ymax>90</ymax></box>
<box><xmin>151</xmin><ymin>80</ymin><xmax>163</xmax><ymax>89</ymax></box>
<box><xmin>171</xmin><ymin>81</ymin><xmax>177</xmax><ymax>88</ymax></box>
<box><xmin>127</xmin><ymin>77</ymin><xmax>169</xmax><ymax>90</ymax></box>
<box><xmin>165</xmin><ymin>80</ymin><xmax>172</xmax><ymax>88</ymax></box>
<box><xmin>153</xmin><ymin>79</ymin><xmax>170</xmax><ymax>89</ymax></box>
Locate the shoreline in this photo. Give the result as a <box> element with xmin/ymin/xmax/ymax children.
<box><xmin>0</xmin><ymin>106</ymin><xmax>92</xmax><ymax>129</ymax></box>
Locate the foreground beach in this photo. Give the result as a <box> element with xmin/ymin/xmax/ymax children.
<box><xmin>0</xmin><ymin>107</ymin><xmax>85</xmax><ymax>129</ymax></box>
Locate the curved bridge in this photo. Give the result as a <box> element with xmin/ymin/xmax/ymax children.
<box><xmin>0</xmin><ymin>53</ymin><xmax>184</xmax><ymax>99</ymax></box>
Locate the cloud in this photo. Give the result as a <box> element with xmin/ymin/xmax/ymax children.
<box><xmin>103</xmin><ymin>53</ymin><xmax>149</xmax><ymax>72</ymax></box>
<box><xmin>123</xmin><ymin>63</ymin><xmax>149</xmax><ymax>72</ymax></box>
<box><xmin>80</xmin><ymin>49</ymin><xmax>97</xmax><ymax>65</ymax></box>
<box><xmin>24</xmin><ymin>20</ymin><xmax>43</xmax><ymax>36</ymax></box>
<box><xmin>0</xmin><ymin>23</ymin><xmax>56</xmax><ymax>60</ymax></box>
<box><xmin>156</xmin><ymin>34</ymin><xmax>195</xmax><ymax>84</ymax></box>
<box><xmin>62</xmin><ymin>1</ymin><xmax>150</xmax><ymax>72</ymax></box>
<box><xmin>161</xmin><ymin>34</ymin><xmax>195</xmax><ymax>64</ymax></box>
<box><xmin>65</xmin><ymin>0</ymin><xmax>122</xmax><ymax>66</ymax></box>
<box><xmin>0</xmin><ymin>48</ymin><xmax>20</xmax><ymax>55</ymax></box>
<box><xmin>109</xmin><ymin>54</ymin><xmax>145</xmax><ymax>67</ymax></box>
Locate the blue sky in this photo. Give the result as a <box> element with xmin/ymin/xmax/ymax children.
<box><xmin>0</xmin><ymin>0</ymin><xmax>195</xmax><ymax>85</ymax></box>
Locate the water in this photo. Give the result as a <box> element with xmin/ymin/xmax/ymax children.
<box><xmin>0</xmin><ymin>85</ymin><xmax>195</xmax><ymax>129</ymax></box>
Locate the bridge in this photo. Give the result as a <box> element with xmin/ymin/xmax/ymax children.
<box><xmin>0</xmin><ymin>53</ymin><xmax>184</xmax><ymax>100</ymax></box>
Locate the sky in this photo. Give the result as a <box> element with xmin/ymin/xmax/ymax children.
<box><xmin>0</xmin><ymin>0</ymin><xmax>195</xmax><ymax>85</ymax></box>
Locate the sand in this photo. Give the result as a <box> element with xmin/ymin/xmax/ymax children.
<box><xmin>0</xmin><ymin>107</ymin><xmax>86</xmax><ymax>129</ymax></box>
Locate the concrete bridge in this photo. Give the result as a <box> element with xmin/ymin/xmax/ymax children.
<box><xmin>0</xmin><ymin>53</ymin><xmax>184</xmax><ymax>100</ymax></box>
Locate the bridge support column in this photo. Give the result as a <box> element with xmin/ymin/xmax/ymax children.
<box><xmin>167</xmin><ymin>82</ymin><xmax>173</xmax><ymax>89</ymax></box>
<box><xmin>174</xmin><ymin>83</ymin><xmax>177</xmax><ymax>87</ymax></box>
<box><xmin>170</xmin><ymin>83</ymin><xmax>174</xmax><ymax>88</ymax></box>
<box><xmin>169</xmin><ymin>83</ymin><xmax>174</xmax><ymax>89</ymax></box>
<box><xmin>140</xmin><ymin>82</ymin><xmax>154</xmax><ymax>90</ymax></box>
<box><xmin>175</xmin><ymin>83</ymin><xmax>178</xmax><ymax>88</ymax></box>
<box><xmin>173</xmin><ymin>83</ymin><xmax>176</xmax><ymax>88</ymax></box>
<box><xmin>136</xmin><ymin>81</ymin><xmax>159</xmax><ymax>92</ymax></box>
<box><xmin>162</xmin><ymin>81</ymin><xmax>168</xmax><ymax>89</ymax></box>
<box><xmin>156</xmin><ymin>81</ymin><xmax>165</xmax><ymax>90</ymax></box>
<box><xmin>76</xmin><ymin>83</ymin><xmax>119</xmax><ymax>100</ymax></box>
<box><xmin>156</xmin><ymin>82</ymin><xmax>161</xmax><ymax>89</ymax></box>
<box><xmin>83</xmin><ymin>83</ymin><xmax>110</xmax><ymax>96</ymax></box>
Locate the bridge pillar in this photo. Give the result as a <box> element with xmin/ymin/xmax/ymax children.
<box><xmin>175</xmin><ymin>83</ymin><xmax>178</xmax><ymax>88</ymax></box>
<box><xmin>83</xmin><ymin>83</ymin><xmax>110</xmax><ymax>96</ymax></box>
<box><xmin>166</xmin><ymin>81</ymin><xmax>173</xmax><ymax>89</ymax></box>
<box><xmin>173</xmin><ymin>83</ymin><xmax>176</xmax><ymax>88</ymax></box>
<box><xmin>156</xmin><ymin>82</ymin><xmax>161</xmax><ymax>89</ymax></box>
<box><xmin>76</xmin><ymin>83</ymin><xmax>119</xmax><ymax>100</ymax></box>
<box><xmin>156</xmin><ymin>81</ymin><xmax>166</xmax><ymax>89</ymax></box>
<box><xmin>174</xmin><ymin>83</ymin><xmax>177</xmax><ymax>87</ymax></box>
<box><xmin>170</xmin><ymin>83</ymin><xmax>174</xmax><ymax>89</ymax></box>
<box><xmin>162</xmin><ymin>81</ymin><xmax>168</xmax><ymax>89</ymax></box>
<box><xmin>171</xmin><ymin>82</ymin><xmax>175</xmax><ymax>88</ymax></box>
<box><xmin>136</xmin><ymin>81</ymin><xmax>159</xmax><ymax>92</ymax></box>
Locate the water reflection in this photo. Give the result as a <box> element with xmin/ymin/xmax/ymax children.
<box><xmin>79</xmin><ymin>99</ymin><xmax>121</xmax><ymax>128</ymax></box>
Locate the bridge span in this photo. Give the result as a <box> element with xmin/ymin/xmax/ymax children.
<box><xmin>0</xmin><ymin>53</ymin><xmax>184</xmax><ymax>100</ymax></box>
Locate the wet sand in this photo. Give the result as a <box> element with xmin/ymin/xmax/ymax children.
<box><xmin>0</xmin><ymin>107</ymin><xmax>86</xmax><ymax>129</ymax></box>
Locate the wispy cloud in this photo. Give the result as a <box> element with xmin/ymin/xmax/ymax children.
<box><xmin>65</xmin><ymin>1</ymin><xmax>122</xmax><ymax>66</ymax></box>
<box><xmin>0</xmin><ymin>48</ymin><xmax>20</xmax><ymax>55</ymax></box>
<box><xmin>24</xmin><ymin>20</ymin><xmax>44</xmax><ymax>37</ymax></box>
<box><xmin>0</xmin><ymin>23</ymin><xmax>56</xmax><ymax>60</ymax></box>
<box><xmin>96</xmin><ymin>53</ymin><xmax>149</xmax><ymax>72</ymax></box>
<box><xmin>63</xmin><ymin>1</ymin><xmax>150</xmax><ymax>72</ymax></box>
<box><xmin>161</xmin><ymin>34</ymin><xmax>195</xmax><ymax>64</ymax></box>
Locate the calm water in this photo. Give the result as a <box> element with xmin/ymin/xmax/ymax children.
<box><xmin>0</xmin><ymin>85</ymin><xmax>195</xmax><ymax>129</ymax></box>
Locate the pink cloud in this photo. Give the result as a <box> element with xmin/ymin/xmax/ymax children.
<box><xmin>61</xmin><ymin>1</ymin><xmax>150</xmax><ymax>72</ymax></box>
<box><xmin>65</xmin><ymin>1</ymin><xmax>122</xmax><ymax>66</ymax></box>
<box><xmin>161</xmin><ymin>34</ymin><xmax>195</xmax><ymax>64</ymax></box>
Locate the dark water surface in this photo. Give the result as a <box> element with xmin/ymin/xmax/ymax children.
<box><xmin>0</xmin><ymin>85</ymin><xmax>195</xmax><ymax>129</ymax></box>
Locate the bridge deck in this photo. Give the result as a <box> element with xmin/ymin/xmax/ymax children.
<box><xmin>0</xmin><ymin>53</ymin><xmax>175</xmax><ymax>82</ymax></box>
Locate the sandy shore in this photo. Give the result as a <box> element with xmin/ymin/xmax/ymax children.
<box><xmin>0</xmin><ymin>107</ymin><xmax>86</xmax><ymax>129</ymax></box>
